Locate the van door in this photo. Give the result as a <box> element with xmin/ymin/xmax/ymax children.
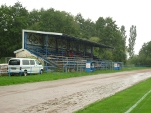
<box><xmin>35</xmin><ymin>60</ymin><xmax>42</xmax><ymax>73</ymax></box>
<box><xmin>22</xmin><ymin>60</ymin><xmax>30</xmax><ymax>73</ymax></box>
<box><xmin>8</xmin><ymin>59</ymin><xmax>20</xmax><ymax>74</ymax></box>
<box><xmin>30</xmin><ymin>60</ymin><xmax>36</xmax><ymax>73</ymax></box>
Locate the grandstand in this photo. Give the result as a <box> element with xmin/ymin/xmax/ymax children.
<box><xmin>19</xmin><ymin>30</ymin><xmax>113</xmax><ymax>72</ymax></box>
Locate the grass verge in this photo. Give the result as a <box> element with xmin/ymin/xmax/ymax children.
<box><xmin>75</xmin><ymin>77</ymin><xmax>151</xmax><ymax>113</ymax></box>
<box><xmin>0</xmin><ymin>67</ymin><xmax>149</xmax><ymax>86</ymax></box>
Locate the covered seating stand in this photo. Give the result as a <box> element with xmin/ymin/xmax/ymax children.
<box><xmin>23</xmin><ymin>30</ymin><xmax>113</xmax><ymax>72</ymax></box>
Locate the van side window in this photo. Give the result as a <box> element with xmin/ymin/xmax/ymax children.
<box><xmin>9</xmin><ymin>60</ymin><xmax>20</xmax><ymax>65</ymax></box>
<box><xmin>22</xmin><ymin>60</ymin><xmax>29</xmax><ymax>65</ymax></box>
<box><xmin>30</xmin><ymin>60</ymin><xmax>35</xmax><ymax>65</ymax></box>
<box><xmin>36</xmin><ymin>60</ymin><xmax>40</xmax><ymax>65</ymax></box>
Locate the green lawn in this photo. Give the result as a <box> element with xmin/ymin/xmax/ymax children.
<box><xmin>0</xmin><ymin>70</ymin><xmax>117</xmax><ymax>86</ymax></box>
<box><xmin>0</xmin><ymin>67</ymin><xmax>149</xmax><ymax>86</ymax></box>
<box><xmin>75</xmin><ymin>77</ymin><xmax>151</xmax><ymax>113</ymax></box>
<box><xmin>131</xmin><ymin>90</ymin><xmax>151</xmax><ymax>113</ymax></box>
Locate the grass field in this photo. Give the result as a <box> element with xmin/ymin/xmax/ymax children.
<box><xmin>0</xmin><ymin>67</ymin><xmax>149</xmax><ymax>86</ymax></box>
<box><xmin>75</xmin><ymin>77</ymin><xmax>151</xmax><ymax>113</ymax></box>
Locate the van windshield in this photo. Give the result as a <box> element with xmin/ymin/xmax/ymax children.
<box><xmin>9</xmin><ymin>59</ymin><xmax>20</xmax><ymax>65</ymax></box>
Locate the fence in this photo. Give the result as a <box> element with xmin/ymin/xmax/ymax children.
<box><xmin>0</xmin><ymin>64</ymin><xmax>8</xmax><ymax>75</ymax></box>
<box><xmin>1</xmin><ymin>57</ymin><xmax>128</xmax><ymax>76</ymax></box>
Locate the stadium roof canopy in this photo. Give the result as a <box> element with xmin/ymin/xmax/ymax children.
<box><xmin>23</xmin><ymin>30</ymin><xmax>113</xmax><ymax>49</ymax></box>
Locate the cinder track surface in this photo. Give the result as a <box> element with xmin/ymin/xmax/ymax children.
<box><xmin>0</xmin><ymin>69</ymin><xmax>151</xmax><ymax>113</ymax></box>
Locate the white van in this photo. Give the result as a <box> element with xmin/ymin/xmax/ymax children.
<box><xmin>8</xmin><ymin>58</ymin><xmax>43</xmax><ymax>76</ymax></box>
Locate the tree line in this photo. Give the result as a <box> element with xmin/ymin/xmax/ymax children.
<box><xmin>1</xmin><ymin>2</ymin><xmax>147</xmax><ymax>66</ymax></box>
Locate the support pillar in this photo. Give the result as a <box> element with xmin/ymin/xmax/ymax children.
<box><xmin>91</xmin><ymin>46</ymin><xmax>93</xmax><ymax>59</ymax></box>
<box><xmin>24</xmin><ymin>32</ymin><xmax>28</xmax><ymax>49</ymax></box>
<box><xmin>56</xmin><ymin>37</ymin><xmax>58</xmax><ymax>54</ymax></box>
<box><xmin>45</xmin><ymin>35</ymin><xmax>48</xmax><ymax>56</ymax></box>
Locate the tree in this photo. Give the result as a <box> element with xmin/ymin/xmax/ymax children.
<box><xmin>120</xmin><ymin>25</ymin><xmax>127</xmax><ymax>47</ymax></box>
<box><xmin>0</xmin><ymin>2</ymin><xmax>128</xmax><ymax>64</ymax></box>
<box><xmin>128</xmin><ymin>25</ymin><xmax>137</xmax><ymax>58</ymax></box>
<box><xmin>138</xmin><ymin>41</ymin><xmax>151</xmax><ymax>66</ymax></box>
<box><xmin>0</xmin><ymin>2</ymin><xmax>29</xmax><ymax>58</ymax></box>
<box><xmin>28</xmin><ymin>9</ymin><xmax>42</xmax><ymax>30</ymax></box>
<box><xmin>95</xmin><ymin>17</ymin><xmax>127</xmax><ymax>62</ymax></box>
<box><xmin>120</xmin><ymin>25</ymin><xmax>127</xmax><ymax>63</ymax></box>
<box><xmin>75</xmin><ymin>13</ymin><xmax>96</xmax><ymax>39</ymax></box>
<box><xmin>39</xmin><ymin>9</ymin><xmax>79</xmax><ymax>36</ymax></box>
<box><xmin>89</xmin><ymin>37</ymin><xmax>100</xmax><ymax>57</ymax></box>
<box><xmin>95</xmin><ymin>17</ymin><xmax>106</xmax><ymax>42</ymax></box>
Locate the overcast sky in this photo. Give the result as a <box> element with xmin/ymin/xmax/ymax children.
<box><xmin>1</xmin><ymin>0</ymin><xmax>151</xmax><ymax>54</ymax></box>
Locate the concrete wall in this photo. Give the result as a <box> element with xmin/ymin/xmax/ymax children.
<box><xmin>16</xmin><ymin>50</ymin><xmax>35</xmax><ymax>58</ymax></box>
<box><xmin>15</xmin><ymin>50</ymin><xmax>44</xmax><ymax>66</ymax></box>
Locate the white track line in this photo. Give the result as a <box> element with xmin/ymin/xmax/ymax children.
<box><xmin>125</xmin><ymin>89</ymin><xmax>151</xmax><ymax>113</ymax></box>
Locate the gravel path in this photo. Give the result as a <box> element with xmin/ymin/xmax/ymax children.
<box><xmin>0</xmin><ymin>69</ymin><xmax>151</xmax><ymax>113</ymax></box>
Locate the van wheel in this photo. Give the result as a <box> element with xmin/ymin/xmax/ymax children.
<box><xmin>24</xmin><ymin>71</ymin><xmax>27</xmax><ymax>76</ymax></box>
<box><xmin>9</xmin><ymin>73</ymin><xmax>13</xmax><ymax>76</ymax></box>
<box><xmin>40</xmin><ymin>70</ymin><xmax>43</xmax><ymax>74</ymax></box>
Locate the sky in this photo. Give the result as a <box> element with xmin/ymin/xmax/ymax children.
<box><xmin>0</xmin><ymin>0</ymin><xmax>151</xmax><ymax>55</ymax></box>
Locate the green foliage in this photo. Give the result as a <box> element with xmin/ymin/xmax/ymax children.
<box><xmin>134</xmin><ymin>41</ymin><xmax>151</xmax><ymax>66</ymax></box>
<box><xmin>95</xmin><ymin>17</ymin><xmax>127</xmax><ymax>62</ymax></box>
<box><xmin>120</xmin><ymin>25</ymin><xmax>127</xmax><ymax>44</ymax></box>
<box><xmin>120</xmin><ymin>25</ymin><xmax>127</xmax><ymax>63</ymax></box>
<box><xmin>128</xmin><ymin>25</ymin><xmax>137</xmax><ymax>58</ymax></box>
<box><xmin>28</xmin><ymin>9</ymin><xmax>42</xmax><ymax>30</ymax></box>
<box><xmin>75</xmin><ymin>13</ymin><xmax>96</xmax><ymax>38</ymax></box>
<box><xmin>0</xmin><ymin>2</ymin><xmax>128</xmax><ymax>63</ymax></box>
<box><xmin>88</xmin><ymin>22</ymin><xmax>127</xmax><ymax>62</ymax></box>
<box><xmin>127</xmin><ymin>41</ymin><xmax>151</xmax><ymax>66</ymax></box>
<box><xmin>0</xmin><ymin>2</ymin><xmax>29</xmax><ymax>58</ymax></box>
<box><xmin>38</xmin><ymin>9</ymin><xmax>79</xmax><ymax>36</ymax></box>
<box><xmin>88</xmin><ymin>37</ymin><xmax>100</xmax><ymax>57</ymax></box>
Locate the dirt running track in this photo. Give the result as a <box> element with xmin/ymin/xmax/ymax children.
<box><xmin>0</xmin><ymin>69</ymin><xmax>151</xmax><ymax>113</ymax></box>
